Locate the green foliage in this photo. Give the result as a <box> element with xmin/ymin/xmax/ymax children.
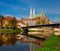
<box><xmin>39</xmin><ymin>47</ymin><xmax>59</xmax><ymax>51</ymax></box>
<box><xmin>42</xmin><ymin>35</ymin><xmax>60</xmax><ymax>47</ymax></box>
<box><xmin>34</xmin><ymin>35</ymin><xmax>60</xmax><ymax>51</ymax></box>
<box><xmin>1</xmin><ymin>29</ymin><xmax>21</xmax><ymax>34</ymax></box>
<box><xmin>34</xmin><ymin>47</ymin><xmax>60</xmax><ymax>51</ymax></box>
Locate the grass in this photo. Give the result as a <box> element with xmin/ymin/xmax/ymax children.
<box><xmin>34</xmin><ymin>35</ymin><xmax>60</xmax><ymax>51</ymax></box>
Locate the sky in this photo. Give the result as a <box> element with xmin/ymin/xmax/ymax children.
<box><xmin>0</xmin><ymin>0</ymin><xmax>60</xmax><ymax>22</ymax></box>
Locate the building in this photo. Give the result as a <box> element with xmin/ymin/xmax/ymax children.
<box><xmin>17</xmin><ymin>20</ymin><xmax>26</xmax><ymax>28</ymax></box>
<box><xmin>3</xmin><ymin>16</ymin><xmax>13</xmax><ymax>27</ymax></box>
<box><xmin>20</xmin><ymin>8</ymin><xmax>54</xmax><ymax>36</ymax></box>
<box><xmin>20</xmin><ymin>8</ymin><xmax>51</xmax><ymax>26</ymax></box>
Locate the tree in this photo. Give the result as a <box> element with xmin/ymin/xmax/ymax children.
<box><xmin>10</xmin><ymin>17</ymin><xmax>17</xmax><ymax>29</ymax></box>
<box><xmin>0</xmin><ymin>15</ymin><xmax>4</xmax><ymax>28</ymax></box>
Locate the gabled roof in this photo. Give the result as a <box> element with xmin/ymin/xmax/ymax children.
<box><xmin>32</xmin><ymin>11</ymin><xmax>46</xmax><ymax>18</ymax></box>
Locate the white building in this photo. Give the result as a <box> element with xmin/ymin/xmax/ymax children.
<box><xmin>17</xmin><ymin>20</ymin><xmax>26</xmax><ymax>28</ymax></box>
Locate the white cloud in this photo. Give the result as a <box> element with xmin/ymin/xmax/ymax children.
<box><xmin>43</xmin><ymin>8</ymin><xmax>60</xmax><ymax>14</ymax></box>
<box><xmin>36</xmin><ymin>8</ymin><xmax>60</xmax><ymax>14</ymax></box>
<box><xmin>3</xmin><ymin>14</ymin><xmax>13</xmax><ymax>17</ymax></box>
<box><xmin>52</xmin><ymin>17</ymin><xmax>60</xmax><ymax>22</ymax></box>
<box><xmin>0</xmin><ymin>1</ymin><xmax>29</xmax><ymax>11</ymax></box>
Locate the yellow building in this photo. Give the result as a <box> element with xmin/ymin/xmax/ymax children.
<box><xmin>3</xmin><ymin>16</ymin><xmax>12</xmax><ymax>27</ymax></box>
<box><xmin>3</xmin><ymin>20</ymin><xmax>9</xmax><ymax>27</ymax></box>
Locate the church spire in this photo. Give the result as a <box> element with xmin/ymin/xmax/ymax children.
<box><xmin>30</xmin><ymin>7</ymin><xmax>33</xmax><ymax>19</ymax></box>
<box><xmin>29</xmin><ymin>7</ymin><xmax>35</xmax><ymax>18</ymax></box>
<box><xmin>33</xmin><ymin>8</ymin><xmax>35</xmax><ymax>15</ymax></box>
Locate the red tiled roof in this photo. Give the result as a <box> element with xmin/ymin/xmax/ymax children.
<box><xmin>4</xmin><ymin>16</ymin><xmax>12</xmax><ymax>21</ymax></box>
<box><xmin>32</xmin><ymin>17</ymin><xmax>40</xmax><ymax>20</ymax></box>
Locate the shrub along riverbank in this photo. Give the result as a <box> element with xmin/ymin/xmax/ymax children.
<box><xmin>0</xmin><ymin>29</ymin><xmax>22</xmax><ymax>34</ymax></box>
<box><xmin>34</xmin><ymin>35</ymin><xmax>60</xmax><ymax>51</ymax></box>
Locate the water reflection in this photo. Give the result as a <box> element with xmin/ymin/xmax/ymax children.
<box><xmin>0</xmin><ymin>34</ymin><xmax>16</xmax><ymax>46</ymax></box>
<box><xmin>0</xmin><ymin>34</ymin><xmax>42</xmax><ymax>51</ymax></box>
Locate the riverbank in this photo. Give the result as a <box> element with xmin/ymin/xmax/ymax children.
<box><xmin>0</xmin><ymin>28</ymin><xmax>21</xmax><ymax>34</ymax></box>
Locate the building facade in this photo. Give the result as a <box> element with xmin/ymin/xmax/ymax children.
<box><xmin>21</xmin><ymin>11</ymin><xmax>50</xmax><ymax>26</ymax></box>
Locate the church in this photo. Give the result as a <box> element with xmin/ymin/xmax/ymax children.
<box><xmin>17</xmin><ymin>8</ymin><xmax>54</xmax><ymax>36</ymax></box>
<box><xmin>20</xmin><ymin>8</ymin><xmax>52</xmax><ymax>26</ymax></box>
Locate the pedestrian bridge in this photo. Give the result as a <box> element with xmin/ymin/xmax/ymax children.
<box><xmin>22</xmin><ymin>23</ymin><xmax>60</xmax><ymax>29</ymax></box>
<box><xmin>21</xmin><ymin>23</ymin><xmax>60</xmax><ymax>40</ymax></box>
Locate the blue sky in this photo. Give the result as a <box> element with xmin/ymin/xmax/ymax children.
<box><xmin>0</xmin><ymin>0</ymin><xmax>60</xmax><ymax>22</ymax></box>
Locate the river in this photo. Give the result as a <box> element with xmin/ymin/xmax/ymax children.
<box><xmin>0</xmin><ymin>34</ymin><xmax>42</xmax><ymax>51</ymax></box>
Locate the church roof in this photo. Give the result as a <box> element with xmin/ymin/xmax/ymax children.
<box><xmin>32</xmin><ymin>11</ymin><xmax>46</xmax><ymax>18</ymax></box>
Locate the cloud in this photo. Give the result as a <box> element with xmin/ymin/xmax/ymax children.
<box><xmin>52</xmin><ymin>16</ymin><xmax>60</xmax><ymax>22</ymax></box>
<box><xmin>36</xmin><ymin>8</ymin><xmax>60</xmax><ymax>14</ymax></box>
<box><xmin>44</xmin><ymin>9</ymin><xmax>60</xmax><ymax>14</ymax></box>
<box><xmin>2</xmin><ymin>14</ymin><xmax>13</xmax><ymax>17</ymax></box>
<box><xmin>0</xmin><ymin>2</ymin><xmax>11</xmax><ymax>8</ymax></box>
<box><xmin>11</xmin><ymin>6</ymin><xmax>28</xmax><ymax>11</ymax></box>
<box><xmin>0</xmin><ymin>2</ymin><xmax>26</xmax><ymax>12</ymax></box>
<box><xmin>17</xmin><ymin>0</ymin><xmax>39</xmax><ymax>7</ymax></box>
<box><xmin>36</xmin><ymin>8</ymin><xmax>60</xmax><ymax>22</ymax></box>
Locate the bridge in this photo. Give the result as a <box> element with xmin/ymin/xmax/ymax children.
<box><xmin>22</xmin><ymin>23</ymin><xmax>60</xmax><ymax>29</ymax></box>
<box><xmin>21</xmin><ymin>23</ymin><xmax>60</xmax><ymax>40</ymax></box>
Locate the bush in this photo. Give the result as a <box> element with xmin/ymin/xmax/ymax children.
<box><xmin>34</xmin><ymin>35</ymin><xmax>60</xmax><ymax>51</ymax></box>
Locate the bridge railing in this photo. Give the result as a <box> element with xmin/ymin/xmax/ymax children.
<box><xmin>21</xmin><ymin>23</ymin><xmax>60</xmax><ymax>39</ymax></box>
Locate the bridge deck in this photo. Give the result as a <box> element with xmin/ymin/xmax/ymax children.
<box><xmin>22</xmin><ymin>23</ymin><xmax>60</xmax><ymax>28</ymax></box>
<box><xmin>21</xmin><ymin>23</ymin><xmax>60</xmax><ymax>29</ymax></box>
<box><xmin>21</xmin><ymin>23</ymin><xmax>60</xmax><ymax>40</ymax></box>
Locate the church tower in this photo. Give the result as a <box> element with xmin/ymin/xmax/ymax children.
<box><xmin>33</xmin><ymin>8</ymin><xmax>35</xmax><ymax>15</ymax></box>
<box><xmin>30</xmin><ymin>7</ymin><xmax>33</xmax><ymax>19</ymax></box>
<box><xmin>30</xmin><ymin>7</ymin><xmax>35</xmax><ymax>19</ymax></box>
